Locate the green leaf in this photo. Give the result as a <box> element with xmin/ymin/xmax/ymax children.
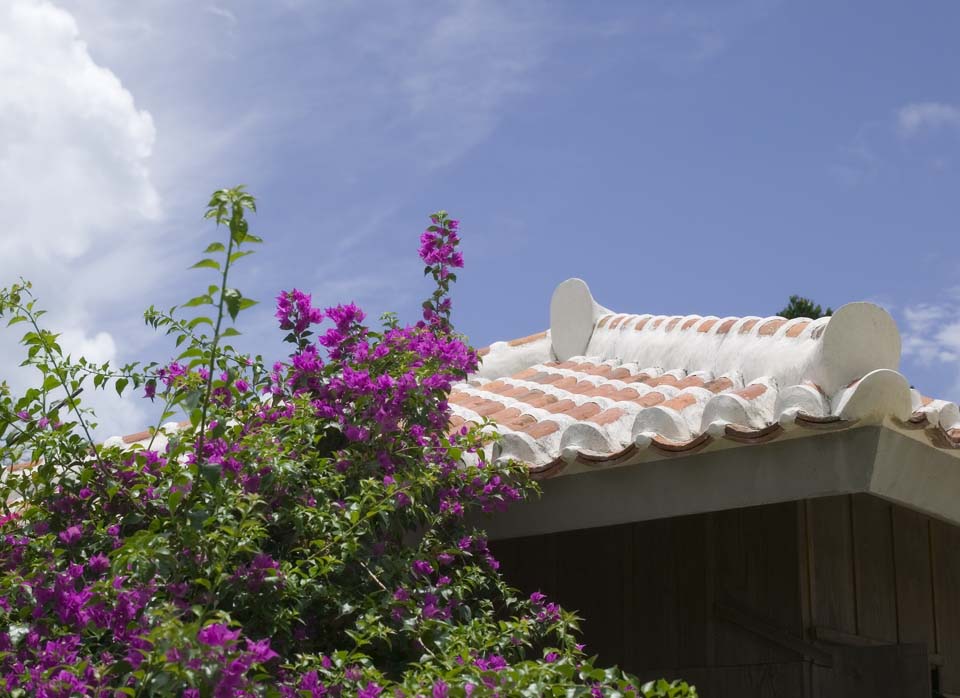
<box><xmin>115</xmin><ymin>378</ymin><xmax>129</xmax><ymax>396</ymax></box>
<box><xmin>183</xmin><ymin>295</ymin><xmax>213</xmax><ymax>308</ymax></box>
<box><xmin>229</xmin><ymin>250</ymin><xmax>255</xmax><ymax>264</ymax></box>
<box><xmin>203</xmin><ymin>242</ymin><xmax>226</xmax><ymax>253</ymax></box>
<box><xmin>190</xmin><ymin>259</ymin><xmax>221</xmax><ymax>271</ymax></box>
<box><xmin>222</xmin><ymin>327</ymin><xmax>241</xmax><ymax>337</ymax></box>
<box><xmin>223</xmin><ymin>288</ymin><xmax>242</xmax><ymax>321</ymax></box>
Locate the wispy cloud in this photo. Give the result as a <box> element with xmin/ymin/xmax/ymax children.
<box><xmin>833</xmin><ymin>101</ymin><xmax>960</xmax><ymax>185</ymax></box>
<box><xmin>898</xmin><ymin>102</ymin><xmax>960</xmax><ymax>138</ymax></box>
<box><xmin>898</xmin><ymin>295</ymin><xmax>960</xmax><ymax>399</ymax></box>
<box><xmin>205</xmin><ymin>5</ymin><xmax>237</xmax><ymax>25</ymax></box>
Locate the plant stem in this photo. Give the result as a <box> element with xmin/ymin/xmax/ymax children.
<box><xmin>195</xmin><ymin>215</ymin><xmax>237</xmax><ymax>463</ymax></box>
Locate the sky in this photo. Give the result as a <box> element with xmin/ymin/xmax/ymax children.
<box><xmin>1</xmin><ymin>0</ymin><xmax>959</xmax><ymax>437</ymax></box>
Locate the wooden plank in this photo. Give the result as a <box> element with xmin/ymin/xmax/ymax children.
<box><xmin>850</xmin><ymin>494</ymin><xmax>898</xmax><ymax>642</ymax></box>
<box><xmin>931</xmin><ymin>519</ymin><xmax>960</xmax><ymax>692</ymax></box>
<box><xmin>714</xmin><ymin>504</ymin><xmax>804</xmax><ymax>665</ymax></box>
<box><xmin>710</xmin><ymin>661</ymin><xmax>807</xmax><ymax>698</ymax></box>
<box><xmin>891</xmin><ymin>506</ymin><xmax>936</xmax><ymax>653</ymax></box>
<box><xmin>806</xmin><ymin>496</ymin><xmax>857</xmax><ymax>634</ymax></box>
<box><xmin>554</xmin><ymin>524</ymin><xmax>629</xmax><ymax>668</ymax></box>
<box><xmin>673</xmin><ymin>514</ymin><xmax>711</xmax><ymax>668</ymax></box>
<box><xmin>823</xmin><ymin>643</ymin><xmax>930</xmax><ymax>698</ymax></box>
<box><xmin>490</xmin><ymin>531</ymin><xmax>558</xmax><ymax>600</ymax></box>
<box><xmin>716</xmin><ymin>597</ymin><xmax>833</xmax><ymax>666</ymax></box>
<box><xmin>628</xmin><ymin>517</ymin><xmax>678</xmax><ymax>672</ymax></box>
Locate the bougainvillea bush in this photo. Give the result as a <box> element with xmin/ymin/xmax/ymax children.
<box><xmin>0</xmin><ymin>189</ymin><xmax>696</xmax><ymax>697</ymax></box>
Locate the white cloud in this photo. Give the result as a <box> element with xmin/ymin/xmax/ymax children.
<box><xmin>0</xmin><ymin>0</ymin><xmax>162</xmax><ymax>436</ymax></box>
<box><xmin>0</xmin><ymin>0</ymin><xmax>159</xmax><ymax>262</ymax></box>
<box><xmin>902</xmin><ymin>302</ymin><xmax>960</xmax><ymax>365</ymax></box>
<box><xmin>898</xmin><ymin>102</ymin><xmax>960</xmax><ymax>138</ymax></box>
<box><xmin>58</xmin><ymin>329</ymin><xmax>117</xmax><ymax>365</ymax></box>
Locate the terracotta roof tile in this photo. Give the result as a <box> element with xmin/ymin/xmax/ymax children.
<box><xmin>716</xmin><ymin>318</ymin><xmax>737</xmax><ymax>334</ymax></box>
<box><xmin>759</xmin><ymin>319</ymin><xmax>786</xmax><ymax>336</ymax></box>
<box><xmin>459</xmin><ymin>284</ymin><xmax>950</xmax><ymax>470</ymax></box>
<box><xmin>507</xmin><ymin>331</ymin><xmax>547</xmax><ymax>347</ymax></box>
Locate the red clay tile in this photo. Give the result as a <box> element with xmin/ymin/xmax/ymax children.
<box><xmin>500</xmin><ymin>387</ymin><xmax>534</xmax><ymax>399</ymax></box>
<box><xmin>703</xmin><ymin>377</ymin><xmax>734</xmax><ymax>393</ymax></box>
<box><xmin>570</xmin><ymin>381</ymin><xmax>602</xmax><ymax>395</ymax></box>
<box><xmin>586</xmin><ymin>365</ymin><xmax>617</xmax><ymax>378</ymax></box>
<box><xmin>697</xmin><ymin>318</ymin><xmax>718</xmax><ymax>333</ymax></box>
<box><xmin>621</xmin><ymin>373</ymin><xmax>653</xmax><ymax>384</ymax></box>
<box><xmin>474</xmin><ymin>400</ymin><xmax>510</xmax><ymax>417</ymax></box>
<box><xmin>544</xmin><ymin>399</ymin><xmax>578</xmax><ymax>415</ymax></box>
<box><xmin>785</xmin><ymin>320</ymin><xmax>810</xmax><ymax>338</ymax></box>
<box><xmin>583</xmin><ymin>384</ymin><xmax>620</xmax><ymax>399</ymax></box>
<box><xmin>550</xmin><ymin>376</ymin><xmax>580</xmax><ymax>391</ymax></box>
<box><xmin>123</xmin><ymin>429</ymin><xmax>152</xmax><ymax>444</ymax></box>
<box><xmin>759</xmin><ymin>319</ymin><xmax>786</xmax><ymax>336</ymax></box>
<box><xmin>634</xmin><ymin>392</ymin><xmax>666</xmax><ymax>407</ymax></box>
<box><xmin>530</xmin><ymin>373</ymin><xmax>563</xmax><ymax>385</ymax></box>
<box><xmin>477</xmin><ymin>347</ymin><xmax>490</xmax><ymax>357</ymax></box>
<box><xmin>608</xmin><ymin>315</ymin><xmax>628</xmax><ymax>329</ymax></box>
<box><xmin>522</xmin><ymin>420</ymin><xmax>560</xmax><ymax>439</ymax></box>
<box><xmin>462</xmin><ymin>395</ymin><xmax>491</xmax><ymax>409</ymax></box>
<box><xmin>675</xmin><ymin>375</ymin><xmax>705</xmax><ymax>389</ymax></box>
<box><xmin>448</xmin><ymin>391</ymin><xmax>472</xmax><ymax>406</ymax></box>
<box><xmin>665</xmin><ymin>317</ymin><xmax>682</xmax><ymax>332</ymax></box>
<box><xmin>508</xmin><ymin>331</ymin><xmax>547</xmax><ymax>347</ymax></box>
<box><xmin>661</xmin><ymin>393</ymin><xmax>697</xmax><ymax>412</ymax></box>
<box><xmin>589</xmin><ymin>408</ymin><xmax>626</xmax><ymax>426</ymax></box>
<box><xmin>739</xmin><ymin>319</ymin><xmax>760</xmax><ymax>334</ymax></box>
<box><xmin>482</xmin><ymin>381</ymin><xmax>511</xmax><ymax>394</ymax></box>
<box><xmin>646</xmin><ymin>374</ymin><xmax>679</xmax><ymax>388</ymax></box>
<box><xmin>811</xmin><ymin>325</ymin><xmax>825</xmax><ymax>340</ymax></box>
<box><xmin>502</xmin><ymin>413</ymin><xmax>537</xmax><ymax>430</ymax></box>
<box><xmin>650</xmin><ymin>317</ymin><xmax>665</xmax><ymax>330</ymax></box>
<box><xmin>597</xmin><ymin>315</ymin><xmax>612</xmax><ymax>327</ymax></box>
<box><xmin>608</xmin><ymin>387</ymin><xmax>640</xmax><ymax>401</ymax></box>
<box><xmin>634</xmin><ymin>317</ymin><xmax>651</xmax><ymax>331</ymax></box>
<box><xmin>716</xmin><ymin>319</ymin><xmax>737</xmax><ymax>334</ymax></box>
<box><xmin>734</xmin><ymin>384</ymin><xmax>767</xmax><ymax>400</ymax></box>
<box><xmin>566</xmin><ymin>402</ymin><xmax>603</xmax><ymax>420</ymax></box>
<box><xmin>488</xmin><ymin>407</ymin><xmax>521</xmax><ymax>423</ymax></box>
<box><xmin>525</xmin><ymin>393</ymin><xmax>560</xmax><ymax>409</ymax></box>
<box><xmin>511</xmin><ymin>367</ymin><xmax>541</xmax><ymax>380</ymax></box>
<box><xmin>681</xmin><ymin>317</ymin><xmax>700</xmax><ymax>331</ymax></box>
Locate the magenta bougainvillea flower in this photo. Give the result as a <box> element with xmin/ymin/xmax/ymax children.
<box><xmin>0</xmin><ymin>195</ymin><xmax>694</xmax><ymax>698</ymax></box>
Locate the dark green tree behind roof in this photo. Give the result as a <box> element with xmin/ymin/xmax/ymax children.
<box><xmin>778</xmin><ymin>295</ymin><xmax>833</xmax><ymax>320</ymax></box>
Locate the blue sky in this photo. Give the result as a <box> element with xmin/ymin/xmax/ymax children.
<box><xmin>1</xmin><ymin>0</ymin><xmax>959</xmax><ymax>435</ymax></box>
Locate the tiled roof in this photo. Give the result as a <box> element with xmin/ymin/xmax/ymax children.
<box><xmin>453</xmin><ymin>279</ymin><xmax>960</xmax><ymax>476</ymax></box>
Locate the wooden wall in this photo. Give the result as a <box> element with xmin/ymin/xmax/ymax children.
<box><xmin>491</xmin><ymin>494</ymin><xmax>960</xmax><ymax>697</ymax></box>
